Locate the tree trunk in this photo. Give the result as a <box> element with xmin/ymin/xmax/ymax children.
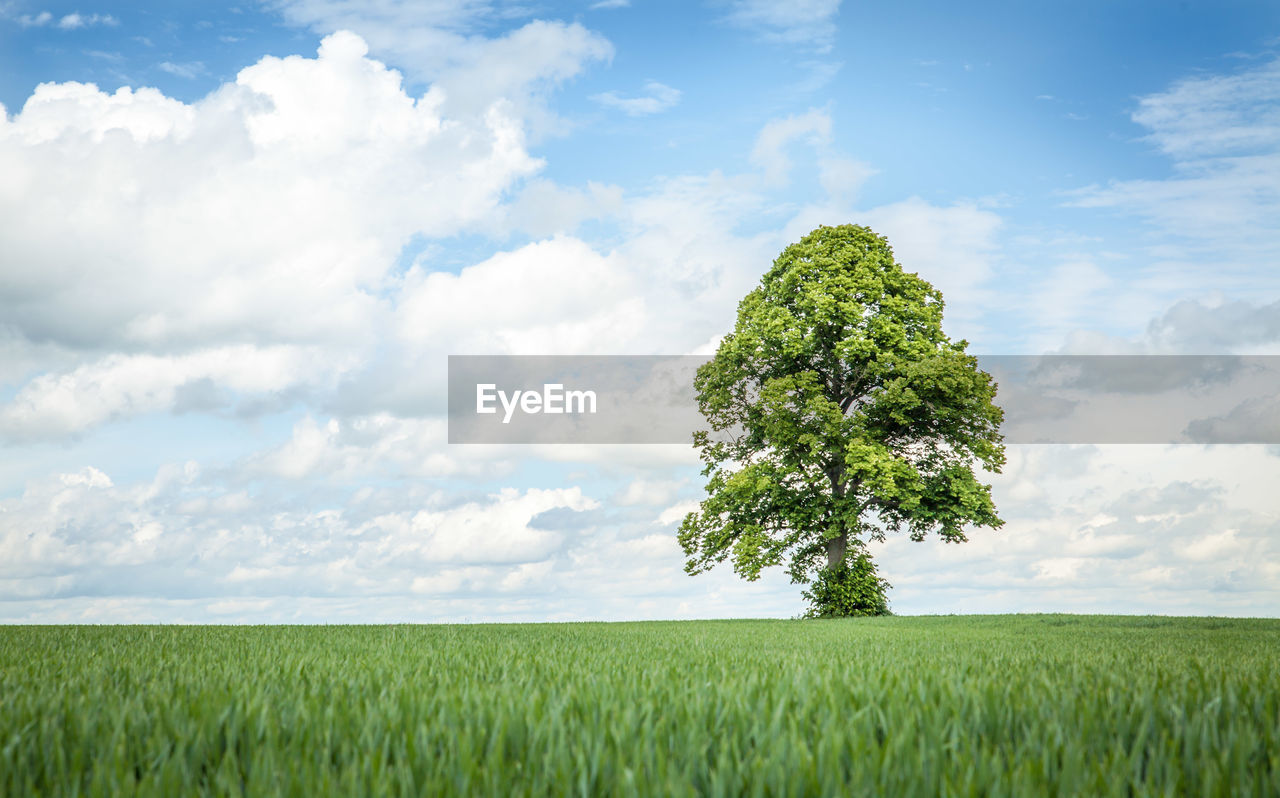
<box><xmin>825</xmin><ymin>532</ymin><xmax>847</xmax><ymax>570</ymax></box>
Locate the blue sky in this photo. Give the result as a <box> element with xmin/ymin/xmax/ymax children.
<box><xmin>4</xmin><ymin>2</ymin><xmax>1272</xmax><ymax>191</ymax></box>
<box><xmin>1</xmin><ymin>0</ymin><xmax>1279</xmax><ymax>622</ymax></box>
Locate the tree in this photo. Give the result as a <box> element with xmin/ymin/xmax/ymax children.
<box><xmin>677</xmin><ymin>224</ymin><xmax>1005</xmax><ymax>617</ymax></box>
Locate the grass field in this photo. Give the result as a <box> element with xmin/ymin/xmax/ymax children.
<box><xmin>2</xmin><ymin>616</ymin><xmax>1277</xmax><ymax>796</ymax></box>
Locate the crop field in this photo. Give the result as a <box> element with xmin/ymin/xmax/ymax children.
<box><xmin>2</xmin><ymin>616</ymin><xmax>1277</xmax><ymax>796</ymax></box>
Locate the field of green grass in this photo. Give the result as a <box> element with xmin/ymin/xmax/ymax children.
<box><xmin>2</xmin><ymin>616</ymin><xmax>1277</xmax><ymax>796</ymax></box>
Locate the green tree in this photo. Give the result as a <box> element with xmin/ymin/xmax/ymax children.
<box><xmin>678</xmin><ymin>224</ymin><xmax>1004</xmax><ymax>616</ymax></box>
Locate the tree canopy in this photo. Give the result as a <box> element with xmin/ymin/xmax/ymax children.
<box><xmin>678</xmin><ymin>224</ymin><xmax>1005</xmax><ymax>614</ymax></box>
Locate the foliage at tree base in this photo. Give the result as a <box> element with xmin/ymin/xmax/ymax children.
<box><xmin>802</xmin><ymin>552</ymin><xmax>892</xmax><ymax>618</ymax></box>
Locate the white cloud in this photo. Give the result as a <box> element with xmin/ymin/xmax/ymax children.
<box><xmin>0</xmin><ymin>464</ymin><xmax>602</xmax><ymax>599</ymax></box>
<box><xmin>746</xmin><ymin>118</ymin><xmax>1002</xmax><ymax>343</ymax></box>
<box><xmin>871</xmin><ymin>444</ymin><xmax>1280</xmax><ymax>615</ymax></box>
<box><xmin>405</xmin><ymin>487</ymin><xmax>597</xmax><ymax>564</ymax></box>
<box><xmin>249</xmin><ymin>414</ymin><xmax>511</xmax><ymax>480</ymax></box>
<box><xmin>497</xmin><ymin>178</ymin><xmax>625</xmax><ymax>237</ymax></box>
<box><xmin>0</xmin><ymin>346</ymin><xmax>356</xmax><ymax>442</ymax></box>
<box><xmin>8</xmin><ymin>9</ymin><xmax>117</xmax><ymax>28</ymax></box>
<box><xmin>591</xmin><ymin>80</ymin><xmax>681</xmax><ymax>116</ymax></box>
<box><xmin>1067</xmin><ymin>58</ymin><xmax>1280</xmax><ymax>267</ymax></box>
<box><xmin>818</xmin><ymin>156</ymin><xmax>876</xmax><ymax>201</ymax></box>
<box><xmin>1</xmin><ymin>81</ymin><xmax>896</xmax><ymax>443</ymax></box>
<box><xmin>749</xmin><ymin>108</ymin><xmax>831</xmax><ymax>185</ymax></box>
<box><xmin>609</xmin><ymin>173</ymin><xmax>783</xmax><ymax>352</ymax></box>
<box><xmin>424</xmin><ymin>20</ymin><xmax>613</xmax><ymax>126</ymax></box>
<box><xmin>57</xmin><ymin>11</ymin><xmax>118</xmax><ymax>29</ymax></box>
<box><xmin>268</xmin><ymin>0</ymin><xmax>500</xmax><ymax>36</ymax></box>
<box><xmin>157</xmin><ymin>61</ymin><xmax>206</xmax><ymax>79</ymax></box>
<box><xmin>1018</xmin><ymin>57</ymin><xmax>1280</xmax><ymax>354</ymax></box>
<box><xmin>724</xmin><ymin>0</ymin><xmax>841</xmax><ymax>53</ymax></box>
<box><xmin>16</xmin><ymin>10</ymin><xmax>51</xmax><ymax>26</ymax></box>
<box><xmin>1026</xmin><ymin>259</ymin><xmax>1114</xmax><ymax>341</ymax></box>
<box><xmin>614</xmin><ymin>479</ymin><xmax>682</xmax><ymax>507</ymax></box>
<box><xmin>0</xmin><ymin>31</ymin><xmax>546</xmax><ymax>434</ymax></box>
<box><xmin>269</xmin><ymin>1</ymin><xmax>613</xmax><ymax>130</ymax></box>
<box><xmin>1179</xmin><ymin>528</ymin><xmax>1240</xmax><ymax>562</ymax></box>
<box><xmin>853</xmin><ymin>197</ymin><xmax>1004</xmax><ymax>337</ymax></box>
<box><xmin>655</xmin><ymin>500</ymin><xmax>699</xmax><ymax>526</ymax></box>
<box><xmin>1131</xmin><ymin>58</ymin><xmax>1280</xmax><ymax>158</ymax></box>
<box><xmin>1145</xmin><ymin>298</ymin><xmax>1280</xmax><ymax>353</ymax></box>
<box><xmin>1058</xmin><ymin>296</ymin><xmax>1280</xmax><ymax>355</ymax></box>
<box><xmin>1</xmin><ymin>31</ymin><xmax>538</xmax><ymax>349</ymax></box>
<box><xmin>395</xmin><ymin>236</ymin><xmax>646</xmax><ymax>355</ymax></box>
<box><xmin>0</xmin><ymin>449</ymin><xmax>807</xmax><ymax>622</ymax></box>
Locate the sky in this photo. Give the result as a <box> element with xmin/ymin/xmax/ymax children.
<box><xmin>1</xmin><ymin>0</ymin><xmax>1279</xmax><ymax>622</ymax></box>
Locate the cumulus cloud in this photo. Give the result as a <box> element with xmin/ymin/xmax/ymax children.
<box><xmin>496</xmin><ymin>178</ymin><xmax>625</xmax><ymax>237</ymax></box>
<box><xmin>1</xmin><ymin>31</ymin><xmax>538</xmax><ymax>351</ymax></box>
<box><xmin>396</xmin><ymin>236</ymin><xmax>645</xmax><ymax>355</ymax></box>
<box><xmin>268</xmin><ymin>1</ymin><xmax>613</xmax><ymax>129</ymax></box>
<box><xmin>1185</xmin><ymin>394</ymin><xmax>1280</xmax><ymax>444</ymax></box>
<box><xmin>1145</xmin><ymin>298</ymin><xmax>1280</xmax><ymax>353</ymax></box>
<box><xmin>248</xmin><ymin>414</ymin><xmax>513</xmax><ymax>480</ymax></box>
<box><xmin>0</xmin><ymin>79</ymin><xmax>906</xmax><ymax>440</ymax></box>
<box><xmin>614</xmin><ymin>479</ymin><xmax>683</xmax><ymax>507</ymax></box>
<box><xmin>1010</xmin><ymin>297</ymin><xmax>1280</xmax><ymax>444</ymax></box>
<box><xmin>0</xmin><ymin>31</ymin><xmax>545</xmax><ymax>433</ymax></box>
<box><xmin>364</xmin><ymin>168</ymin><xmax>805</xmax><ymax>411</ymax></box>
<box><xmin>0</xmin><ymin>28</ymin><xmax>805</xmax><ymax>509</ymax></box>
<box><xmin>0</xmin><ymin>463</ymin><xmax>599</xmax><ymax>599</ymax></box>
<box><xmin>870</xmin><ymin>445</ymin><xmax>1280</xmax><ymax>615</ymax></box>
<box><xmin>655</xmin><ymin>500</ymin><xmax>700</xmax><ymax>527</ymax></box>
<box><xmin>0</xmin><ymin>346</ymin><xmax>356</xmax><ymax>442</ymax></box>
<box><xmin>1059</xmin><ymin>297</ymin><xmax>1280</xmax><ymax>355</ymax></box>
<box><xmin>0</xmin><ymin>454</ymin><xmax>814</xmax><ymax>622</ymax></box>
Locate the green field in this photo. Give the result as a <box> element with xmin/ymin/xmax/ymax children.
<box><xmin>2</xmin><ymin>616</ymin><xmax>1277</xmax><ymax>796</ymax></box>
